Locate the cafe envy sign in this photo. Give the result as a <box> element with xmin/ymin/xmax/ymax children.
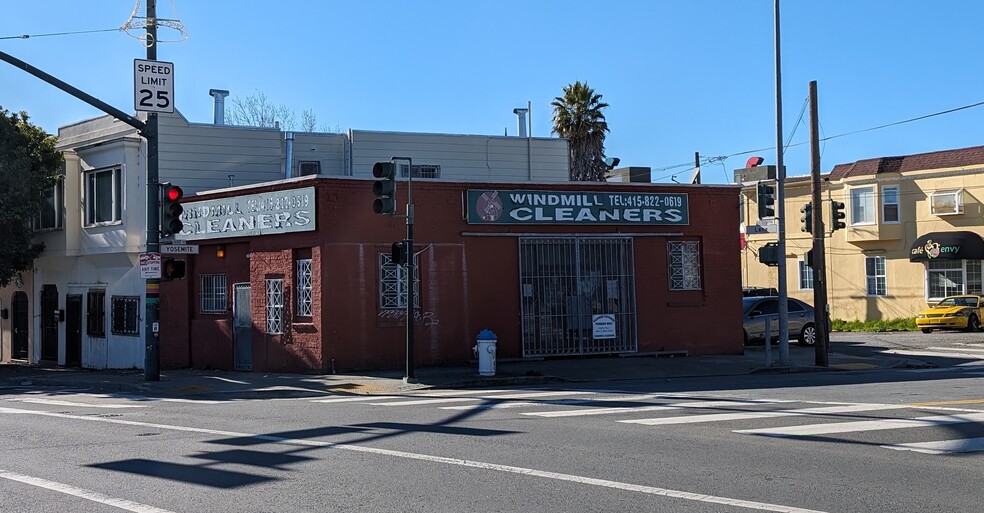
<box><xmin>467</xmin><ymin>189</ymin><xmax>689</xmax><ymax>225</ymax></box>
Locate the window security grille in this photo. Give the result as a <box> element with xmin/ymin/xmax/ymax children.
<box><xmin>399</xmin><ymin>164</ymin><xmax>440</xmax><ymax>179</ymax></box>
<box><xmin>668</xmin><ymin>241</ymin><xmax>702</xmax><ymax>290</ymax></box>
<box><xmin>111</xmin><ymin>296</ymin><xmax>141</xmax><ymax>335</ymax></box>
<box><xmin>266</xmin><ymin>279</ymin><xmax>284</xmax><ymax>334</ymax></box>
<box><xmin>200</xmin><ymin>274</ymin><xmax>228</xmax><ymax>314</ymax></box>
<box><xmin>379</xmin><ymin>253</ymin><xmax>419</xmax><ymax>309</ymax></box>
<box><xmin>296</xmin><ymin>259</ymin><xmax>313</xmax><ymax>317</ymax></box>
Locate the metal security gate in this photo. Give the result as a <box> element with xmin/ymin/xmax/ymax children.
<box><xmin>519</xmin><ymin>237</ymin><xmax>637</xmax><ymax>357</ymax></box>
<box><xmin>232</xmin><ymin>283</ymin><xmax>253</xmax><ymax>371</ymax></box>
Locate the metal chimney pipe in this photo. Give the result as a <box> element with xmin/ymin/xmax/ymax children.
<box><xmin>285</xmin><ymin>131</ymin><xmax>294</xmax><ymax>178</ymax></box>
<box><xmin>513</xmin><ymin>108</ymin><xmax>528</xmax><ymax>138</ymax></box>
<box><xmin>208</xmin><ymin>89</ymin><xmax>230</xmax><ymax>125</ymax></box>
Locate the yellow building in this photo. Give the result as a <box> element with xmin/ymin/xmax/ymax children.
<box><xmin>741</xmin><ymin>145</ymin><xmax>984</xmax><ymax>323</ymax></box>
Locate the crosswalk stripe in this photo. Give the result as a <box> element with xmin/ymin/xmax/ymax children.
<box><xmin>736</xmin><ymin>412</ymin><xmax>984</xmax><ymax>437</ymax></box>
<box><xmin>883</xmin><ymin>349</ymin><xmax>984</xmax><ymax>359</ymax></box>
<box><xmin>369</xmin><ymin>390</ymin><xmax>595</xmax><ymax>406</ymax></box>
<box><xmin>528</xmin><ymin>399</ymin><xmax>796</xmax><ymax>418</ymax></box>
<box><xmin>440</xmin><ymin>393</ymin><xmax>671</xmax><ymax>411</ymax></box>
<box><xmin>927</xmin><ymin>346</ymin><xmax>984</xmax><ymax>354</ymax></box>
<box><xmin>623</xmin><ymin>404</ymin><xmax>902</xmax><ymax>426</ymax></box>
<box><xmin>9</xmin><ymin>398</ymin><xmax>148</xmax><ymax>409</ymax></box>
<box><xmin>311</xmin><ymin>396</ymin><xmax>403</xmax><ymax>403</ymax></box>
<box><xmin>882</xmin><ymin>436</ymin><xmax>984</xmax><ymax>455</ymax></box>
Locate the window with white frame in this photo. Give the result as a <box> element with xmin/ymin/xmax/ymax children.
<box><xmin>882</xmin><ymin>186</ymin><xmax>900</xmax><ymax>223</ymax></box>
<box><xmin>930</xmin><ymin>189</ymin><xmax>964</xmax><ymax>216</ymax></box>
<box><xmin>200</xmin><ymin>274</ymin><xmax>228</xmax><ymax>314</ymax></box>
<box><xmin>926</xmin><ymin>259</ymin><xmax>983</xmax><ymax>300</ymax></box>
<box><xmin>265</xmin><ymin>278</ymin><xmax>284</xmax><ymax>334</ymax></box>
<box><xmin>296</xmin><ymin>259</ymin><xmax>313</xmax><ymax>317</ymax></box>
<box><xmin>668</xmin><ymin>241</ymin><xmax>702</xmax><ymax>290</ymax></box>
<box><xmin>399</xmin><ymin>164</ymin><xmax>440</xmax><ymax>179</ymax></box>
<box><xmin>85</xmin><ymin>166</ymin><xmax>122</xmax><ymax>225</ymax></box>
<box><xmin>379</xmin><ymin>253</ymin><xmax>420</xmax><ymax>308</ymax></box>
<box><xmin>799</xmin><ymin>258</ymin><xmax>814</xmax><ymax>290</ymax></box>
<box><xmin>34</xmin><ymin>180</ymin><xmax>63</xmax><ymax>230</ymax></box>
<box><xmin>865</xmin><ymin>256</ymin><xmax>887</xmax><ymax>296</ymax></box>
<box><xmin>111</xmin><ymin>296</ymin><xmax>140</xmax><ymax>336</ymax></box>
<box><xmin>850</xmin><ymin>187</ymin><xmax>875</xmax><ymax>225</ymax></box>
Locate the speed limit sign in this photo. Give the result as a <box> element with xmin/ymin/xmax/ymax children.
<box><xmin>134</xmin><ymin>59</ymin><xmax>174</xmax><ymax>114</ymax></box>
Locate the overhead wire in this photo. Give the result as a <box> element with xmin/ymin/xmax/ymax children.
<box><xmin>0</xmin><ymin>28</ymin><xmax>120</xmax><ymax>40</ymax></box>
<box><xmin>653</xmin><ymin>99</ymin><xmax>984</xmax><ymax>182</ymax></box>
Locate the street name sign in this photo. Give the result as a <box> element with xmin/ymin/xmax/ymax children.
<box><xmin>161</xmin><ymin>244</ymin><xmax>199</xmax><ymax>255</ymax></box>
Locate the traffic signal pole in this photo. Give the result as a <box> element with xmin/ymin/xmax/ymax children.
<box><xmin>773</xmin><ymin>0</ymin><xmax>790</xmax><ymax>365</ymax></box>
<box><xmin>144</xmin><ymin>0</ymin><xmax>162</xmax><ymax>381</ymax></box>
<box><xmin>391</xmin><ymin>157</ymin><xmax>416</xmax><ymax>383</ymax></box>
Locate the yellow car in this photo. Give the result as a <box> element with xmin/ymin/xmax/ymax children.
<box><xmin>915</xmin><ymin>295</ymin><xmax>984</xmax><ymax>333</ymax></box>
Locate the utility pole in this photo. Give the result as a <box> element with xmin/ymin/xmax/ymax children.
<box><xmin>144</xmin><ymin>0</ymin><xmax>162</xmax><ymax>381</ymax></box>
<box><xmin>773</xmin><ymin>0</ymin><xmax>790</xmax><ymax>365</ymax></box>
<box><xmin>809</xmin><ymin>80</ymin><xmax>830</xmax><ymax>366</ymax></box>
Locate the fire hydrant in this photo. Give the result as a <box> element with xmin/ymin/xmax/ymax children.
<box><xmin>473</xmin><ymin>329</ymin><xmax>497</xmax><ymax>377</ymax></box>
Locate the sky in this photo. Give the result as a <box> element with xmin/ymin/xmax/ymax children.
<box><xmin>2</xmin><ymin>1</ymin><xmax>983</xmax><ymax>185</ymax></box>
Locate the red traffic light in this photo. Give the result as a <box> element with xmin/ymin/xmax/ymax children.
<box><xmin>165</xmin><ymin>185</ymin><xmax>183</xmax><ymax>202</ymax></box>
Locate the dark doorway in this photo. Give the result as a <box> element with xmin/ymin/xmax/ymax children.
<box><xmin>40</xmin><ymin>284</ymin><xmax>58</xmax><ymax>362</ymax></box>
<box><xmin>11</xmin><ymin>291</ymin><xmax>28</xmax><ymax>360</ymax></box>
<box><xmin>66</xmin><ymin>295</ymin><xmax>82</xmax><ymax>367</ymax></box>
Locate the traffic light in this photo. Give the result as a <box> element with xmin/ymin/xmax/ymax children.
<box><xmin>391</xmin><ymin>240</ymin><xmax>407</xmax><ymax>266</ymax></box>
<box><xmin>800</xmin><ymin>202</ymin><xmax>813</xmax><ymax>233</ymax></box>
<box><xmin>372</xmin><ymin>161</ymin><xmax>397</xmax><ymax>215</ymax></box>
<box><xmin>830</xmin><ymin>200</ymin><xmax>846</xmax><ymax>231</ymax></box>
<box><xmin>162</xmin><ymin>258</ymin><xmax>186</xmax><ymax>280</ymax></box>
<box><xmin>160</xmin><ymin>184</ymin><xmax>184</xmax><ymax>237</ymax></box>
<box><xmin>757</xmin><ymin>181</ymin><xmax>775</xmax><ymax>218</ymax></box>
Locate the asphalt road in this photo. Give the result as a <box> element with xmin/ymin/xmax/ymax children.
<box><xmin>1</xmin><ymin>334</ymin><xmax>981</xmax><ymax>513</ymax></box>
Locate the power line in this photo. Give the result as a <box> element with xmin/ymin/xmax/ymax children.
<box><xmin>0</xmin><ymin>28</ymin><xmax>120</xmax><ymax>40</ymax></box>
<box><xmin>654</xmin><ymin>99</ymin><xmax>984</xmax><ymax>181</ymax></box>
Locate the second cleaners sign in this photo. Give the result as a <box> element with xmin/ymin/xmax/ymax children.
<box><xmin>467</xmin><ymin>189</ymin><xmax>689</xmax><ymax>225</ymax></box>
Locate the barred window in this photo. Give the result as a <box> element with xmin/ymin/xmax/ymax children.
<box><xmin>668</xmin><ymin>241</ymin><xmax>701</xmax><ymax>290</ymax></box>
<box><xmin>399</xmin><ymin>164</ymin><xmax>440</xmax><ymax>179</ymax></box>
<box><xmin>87</xmin><ymin>289</ymin><xmax>106</xmax><ymax>337</ymax></box>
<box><xmin>296</xmin><ymin>259</ymin><xmax>313</xmax><ymax>317</ymax></box>
<box><xmin>379</xmin><ymin>253</ymin><xmax>420</xmax><ymax>309</ymax></box>
<box><xmin>111</xmin><ymin>296</ymin><xmax>140</xmax><ymax>336</ymax></box>
<box><xmin>266</xmin><ymin>278</ymin><xmax>284</xmax><ymax>334</ymax></box>
<box><xmin>200</xmin><ymin>274</ymin><xmax>228</xmax><ymax>314</ymax></box>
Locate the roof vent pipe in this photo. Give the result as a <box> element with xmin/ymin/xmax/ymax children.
<box><xmin>513</xmin><ymin>108</ymin><xmax>528</xmax><ymax>138</ymax></box>
<box><xmin>285</xmin><ymin>131</ymin><xmax>294</xmax><ymax>178</ymax></box>
<box><xmin>208</xmin><ymin>89</ymin><xmax>230</xmax><ymax>125</ymax></box>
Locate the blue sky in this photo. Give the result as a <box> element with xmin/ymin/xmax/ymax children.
<box><xmin>2</xmin><ymin>1</ymin><xmax>982</xmax><ymax>184</ymax></box>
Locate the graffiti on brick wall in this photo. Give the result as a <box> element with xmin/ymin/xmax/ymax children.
<box><xmin>377</xmin><ymin>309</ymin><xmax>440</xmax><ymax>327</ymax></box>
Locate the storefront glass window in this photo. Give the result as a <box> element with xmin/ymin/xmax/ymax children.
<box><xmin>927</xmin><ymin>259</ymin><xmax>982</xmax><ymax>299</ymax></box>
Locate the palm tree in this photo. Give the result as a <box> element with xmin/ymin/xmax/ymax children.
<box><xmin>550</xmin><ymin>81</ymin><xmax>610</xmax><ymax>181</ymax></box>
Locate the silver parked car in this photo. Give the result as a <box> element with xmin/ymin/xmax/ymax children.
<box><xmin>742</xmin><ymin>296</ymin><xmax>820</xmax><ymax>346</ymax></box>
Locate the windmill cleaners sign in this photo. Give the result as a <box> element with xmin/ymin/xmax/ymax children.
<box><xmin>467</xmin><ymin>189</ymin><xmax>689</xmax><ymax>225</ymax></box>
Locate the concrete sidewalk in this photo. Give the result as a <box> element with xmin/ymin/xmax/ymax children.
<box><xmin>0</xmin><ymin>343</ymin><xmax>926</xmax><ymax>400</ymax></box>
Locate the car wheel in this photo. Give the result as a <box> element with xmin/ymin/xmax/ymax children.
<box><xmin>920</xmin><ymin>328</ymin><xmax>932</xmax><ymax>334</ymax></box>
<box><xmin>966</xmin><ymin>314</ymin><xmax>980</xmax><ymax>332</ymax></box>
<box><xmin>798</xmin><ymin>323</ymin><xmax>816</xmax><ymax>346</ymax></box>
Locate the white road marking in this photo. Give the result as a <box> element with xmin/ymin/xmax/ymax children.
<box><xmin>526</xmin><ymin>399</ymin><xmax>792</xmax><ymax>418</ymax></box>
<box><xmin>311</xmin><ymin>395</ymin><xmax>403</xmax><ymax>403</ymax></box>
<box><xmin>0</xmin><ymin>469</ymin><xmax>177</xmax><ymax>513</ymax></box>
<box><xmin>882</xmin><ymin>436</ymin><xmax>984</xmax><ymax>455</ymax></box>
<box><xmin>203</xmin><ymin>376</ymin><xmax>250</xmax><ymax>384</ymax></box>
<box><xmin>0</xmin><ymin>406</ymin><xmax>832</xmax><ymax>513</ymax></box>
<box><xmin>927</xmin><ymin>346</ymin><xmax>984</xmax><ymax>354</ymax></box>
<box><xmin>440</xmin><ymin>393</ymin><xmax>670</xmax><ymax>411</ymax></box>
<box><xmin>736</xmin><ymin>412</ymin><xmax>984</xmax><ymax>437</ymax></box>
<box><xmin>624</xmin><ymin>404</ymin><xmax>903</xmax><ymax>426</ymax></box>
<box><xmin>368</xmin><ymin>390</ymin><xmax>595</xmax><ymax>406</ymax></box>
<box><xmin>8</xmin><ymin>398</ymin><xmax>148</xmax><ymax>409</ymax></box>
<box><xmin>883</xmin><ymin>349</ymin><xmax>984</xmax><ymax>359</ymax></box>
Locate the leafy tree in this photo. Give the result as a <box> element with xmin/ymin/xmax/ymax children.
<box><xmin>550</xmin><ymin>81</ymin><xmax>611</xmax><ymax>181</ymax></box>
<box><xmin>0</xmin><ymin>108</ymin><xmax>62</xmax><ymax>287</ymax></box>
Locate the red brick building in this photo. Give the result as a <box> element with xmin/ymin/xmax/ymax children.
<box><xmin>159</xmin><ymin>176</ymin><xmax>743</xmax><ymax>373</ymax></box>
